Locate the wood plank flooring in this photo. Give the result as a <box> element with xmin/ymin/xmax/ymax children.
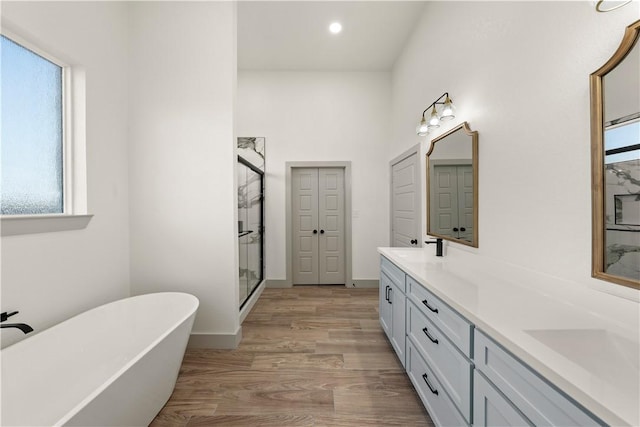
<box><xmin>150</xmin><ymin>286</ymin><xmax>434</xmax><ymax>426</ymax></box>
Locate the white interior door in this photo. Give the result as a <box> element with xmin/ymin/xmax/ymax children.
<box><xmin>292</xmin><ymin>167</ymin><xmax>345</xmax><ymax>284</ymax></box>
<box><xmin>391</xmin><ymin>152</ymin><xmax>420</xmax><ymax>247</ymax></box>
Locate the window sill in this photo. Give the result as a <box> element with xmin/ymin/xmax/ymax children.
<box><xmin>1</xmin><ymin>214</ymin><xmax>93</xmax><ymax>236</ymax></box>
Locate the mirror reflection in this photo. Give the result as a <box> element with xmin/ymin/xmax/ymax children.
<box><xmin>426</xmin><ymin>122</ymin><xmax>478</xmax><ymax>247</ymax></box>
<box><xmin>602</xmin><ymin>35</ymin><xmax>640</xmax><ymax>282</ymax></box>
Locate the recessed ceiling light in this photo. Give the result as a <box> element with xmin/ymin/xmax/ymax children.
<box><xmin>329</xmin><ymin>22</ymin><xmax>342</xmax><ymax>34</ymax></box>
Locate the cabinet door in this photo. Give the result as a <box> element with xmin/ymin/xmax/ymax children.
<box><xmin>474</xmin><ymin>371</ymin><xmax>533</xmax><ymax>427</ymax></box>
<box><xmin>389</xmin><ymin>281</ymin><xmax>406</xmax><ymax>367</ymax></box>
<box><xmin>379</xmin><ymin>271</ymin><xmax>393</xmax><ymax>338</ymax></box>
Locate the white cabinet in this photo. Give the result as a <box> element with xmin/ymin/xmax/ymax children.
<box><xmin>379</xmin><ymin>257</ymin><xmax>406</xmax><ymax>367</ymax></box>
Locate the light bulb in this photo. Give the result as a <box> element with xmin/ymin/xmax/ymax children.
<box><xmin>440</xmin><ymin>95</ymin><xmax>456</xmax><ymax>121</ymax></box>
<box><xmin>329</xmin><ymin>22</ymin><xmax>342</xmax><ymax>34</ymax></box>
<box><xmin>428</xmin><ymin>106</ymin><xmax>440</xmax><ymax>129</ymax></box>
<box><xmin>416</xmin><ymin>117</ymin><xmax>429</xmax><ymax>136</ymax></box>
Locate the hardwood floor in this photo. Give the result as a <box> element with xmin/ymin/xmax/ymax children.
<box><xmin>150</xmin><ymin>286</ymin><xmax>434</xmax><ymax>426</ymax></box>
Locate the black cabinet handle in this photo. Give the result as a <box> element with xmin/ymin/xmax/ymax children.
<box><xmin>422</xmin><ymin>327</ymin><xmax>439</xmax><ymax>344</ymax></box>
<box><xmin>410</xmin><ymin>239</ymin><xmax>417</xmax><ymax>245</ymax></box>
<box><xmin>460</xmin><ymin>227</ymin><xmax>466</xmax><ymax>232</ymax></box>
<box><xmin>384</xmin><ymin>285</ymin><xmax>389</xmax><ymax>302</ymax></box>
<box><xmin>421</xmin><ymin>299</ymin><xmax>439</xmax><ymax>313</ymax></box>
<box><xmin>422</xmin><ymin>373</ymin><xmax>438</xmax><ymax>395</ymax></box>
<box><xmin>388</xmin><ymin>287</ymin><xmax>392</xmax><ymax>304</ymax></box>
<box><xmin>313</xmin><ymin>229</ymin><xmax>318</xmax><ymax>234</ymax></box>
<box><xmin>453</xmin><ymin>227</ymin><xmax>459</xmax><ymax>232</ymax></box>
<box><xmin>320</xmin><ymin>229</ymin><xmax>325</xmax><ymax>234</ymax></box>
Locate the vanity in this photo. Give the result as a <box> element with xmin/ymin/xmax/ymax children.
<box><xmin>378</xmin><ymin>247</ymin><xmax>639</xmax><ymax>427</ymax></box>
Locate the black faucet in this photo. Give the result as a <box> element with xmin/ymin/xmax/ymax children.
<box><xmin>1</xmin><ymin>323</ymin><xmax>34</xmax><ymax>334</ymax></box>
<box><xmin>1</xmin><ymin>311</ymin><xmax>33</xmax><ymax>334</ymax></box>
<box><xmin>424</xmin><ymin>238</ymin><xmax>443</xmax><ymax>257</ymax></box>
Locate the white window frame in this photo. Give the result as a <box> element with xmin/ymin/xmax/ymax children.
<box><xmin>1</xmin><ymin>28</ymin><xmax>91</xmax><ymax>236</ymax></box>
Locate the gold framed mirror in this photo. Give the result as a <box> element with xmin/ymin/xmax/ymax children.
<box><xmin>426</xmin><ymin>122</ymin><xmax>478</xmax><ymax>248</ymax></box>
<box><xmin>590</xmin><ymin>19</ymin><xmax>640</xmax><ymax>289</ymax></box>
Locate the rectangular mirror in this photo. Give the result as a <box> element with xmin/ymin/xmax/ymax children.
<box><xmin>426</xmin><ymin>122</ymin><xmax>478</xmax><ymax>247</ymax></box>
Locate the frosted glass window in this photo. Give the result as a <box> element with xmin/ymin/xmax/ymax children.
<box><xmin>1</xmin><ymin>34</ymin><xmax>63</xmax><ymax>215</ymax></box>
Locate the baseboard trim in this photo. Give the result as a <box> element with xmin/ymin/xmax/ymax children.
<box><xmin>188</xmin><ymin>328</ymin><xmax>242</xmax><ymax>349</ymax></box>
<box><xmin>348</xmin><ymin>279</ymin><xmax>379</xmax><ymax>288</ymax></box>
<box><xmin>266</xmin><ymin>279</ymin><xmax>292</xmax><ymax>288</ymax></box>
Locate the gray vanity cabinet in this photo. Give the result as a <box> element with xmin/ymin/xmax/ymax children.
<box><xmin>473</xmin><ymin>330</ymin><xmax>601</xmax><ymax>427</ymax></box>
<box><xmin>379</xmin><ymin>257</ymin><xmax>406</xmax><ymax>367</ymax></box>
<box><xmin>379</xmin><ymin>254</ymin><xmax>605</xmax><ymax>427</ymax></box>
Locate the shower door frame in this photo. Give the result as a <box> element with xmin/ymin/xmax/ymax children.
<box><xmin>238</xmin><ymin>155</ymin><xmax>265</xmax><ymax>309</ymax></box>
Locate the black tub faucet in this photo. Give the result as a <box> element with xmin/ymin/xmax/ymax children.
<box><xmin>425</xmin><ymin>238</ymin><xmax>444</xmax><ymax>257</ymax></box>
<box><xmin>1</xmin><ymin>311</ymin><xmax>33</xmax><ymax>334</ymax></box>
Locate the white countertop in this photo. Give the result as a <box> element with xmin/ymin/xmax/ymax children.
<box><xmin>378</xmin><ymin>246</ymin><xmax>640</xmax><ymax>427</ymax></box>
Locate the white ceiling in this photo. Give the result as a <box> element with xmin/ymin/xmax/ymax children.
<box><xmin>237</xmin><ymin>1</ymin><xmax>426</xmax><ymax>71</ymax></box>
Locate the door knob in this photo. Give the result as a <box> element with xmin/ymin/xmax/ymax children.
<box><xmin>453</xmin><ymin>227</ymin><xmax>459</xmax><ymax>232</ymax></box>
<box><xmin>320</xmin><ymin>229</ymin><xmax>325</xmax><ymax>234</ymax></box>
<box><xmin>410</xmin><ymin>239</ymin><xmax>417</xmax><ymax>245</ymax></box>
<box><xmin>313</xmin><ymin>229</ymin><xmax>318</xmax><ymax>234</ymax></box>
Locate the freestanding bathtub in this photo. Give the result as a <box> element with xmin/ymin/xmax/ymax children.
<box><xmin>1</xmin><ymin>292</ymin><xmax>198</xmax><ymax>426</ymax></box>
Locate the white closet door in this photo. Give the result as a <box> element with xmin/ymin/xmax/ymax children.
<box><xmin>318</xmin><ymin>168</ymin><xmax>345</xmax><ymax>284</ymax></box>
<box><xmin>391</xmin><ymin>153</ymin><xmax>420</xmax><ymax>247</ymax></box>
<box><xmin>292</xmin><ymin>168</ymin><xmax>319</xmax><ymax>284</ymax></box>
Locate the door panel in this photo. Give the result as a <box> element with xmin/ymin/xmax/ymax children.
<box><xmin>392</xmin><ymin>153</ymin><xmax>420</xmax><ymax>247</ymax></box>
<box><xmin>433</xmin><ymin>166</ymin><xmax>458</xmax><ymax>238</ymax></box>
<box><xmin>458</xmin><ymin>165</ymin><xmax>474</xmax><ymax>242</ymax></box>
<box><xmin>319</xmin><ymin>168</ymin><xmax>345</xmax><ymax>284</ymax></box>
<box><xmin>292</xmin><ymin>168</ymin><xmax>319</xmax><ymax>284</ymax></box>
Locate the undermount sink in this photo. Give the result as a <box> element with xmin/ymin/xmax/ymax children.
<box><xmin>525</xmin><ymin>328</ymin><xmax>639</xmax><ymax>389</ymax></box>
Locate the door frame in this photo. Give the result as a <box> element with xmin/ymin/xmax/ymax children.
<box><xmin>389</xmin><ymin>144</ymin><xmax>422</xmax><ymax>247</ymax></box>
<box><xmin>286</xmin><ymin>161</ymin><xmax>352</xmax><ymax>287</ymax></box>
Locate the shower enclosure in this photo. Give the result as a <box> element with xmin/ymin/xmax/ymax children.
<box><xmin>237</xmin><ymin>137</ymin><xmax>265</xmax><ymax>308</ymax></box>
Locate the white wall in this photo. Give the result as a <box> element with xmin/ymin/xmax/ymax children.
<box><xmin>392</xmin><ymin>1</ymin><xmax>640</xmax><ymax>299</ymax></box>
<box><xmin>237</xmin><ymin>71</ymin><xmax>391</xmax><ymax>282</ymax></box>
<box><xmin>1</xmin><ymin>2</ymin><xmax>131</xmax><ymax>347</ymax></box>
<box><xmin>128</xmin><ymin>2</ymin><xmax>240</xmax><ymax>343</ymax></box>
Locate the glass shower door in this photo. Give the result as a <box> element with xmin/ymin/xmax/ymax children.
<box><xmin>238</xmin><ymin>157</ymin><xmax>264</xmax><ymax>308</ymax></box>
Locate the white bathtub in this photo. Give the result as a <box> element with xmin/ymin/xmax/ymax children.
<box><xmin>1</xmin><ymin>292</ymin><xmax>198</xmax><ymax>426</ymax></box>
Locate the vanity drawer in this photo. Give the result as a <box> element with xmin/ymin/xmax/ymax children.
<box><xmin>474</xmin><ymin>330</ymin><xmax>601</xmax><ymax>427</ymax></box>
<box><xmin>407</xmin><ymin>301</ymin><xmax>473</xmax><ymax>423</ymax></box>
<box><xmin>406</xmin><ymin>340</ymin><xmax>469</xmax><ymax>427</ymax></box>
<box><xmin>381</xmin><ymin>256</ymin><xmax>406</xmax><ymax>292</ymax></box>
<box><xmin>407</xmin><ymin>276</ymin><xmax>473</xmax><ymax>357</ymax></box>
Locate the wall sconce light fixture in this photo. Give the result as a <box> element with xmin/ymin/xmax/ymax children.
<box><xmin>416</xmin><ymin>92</ymin><xmax>456</xmax><ymax>137</ymax></box>
<box><xmin>594</xmin><ymin>0</ymin><xmax>632</xmax><ymax>12</ymax></box>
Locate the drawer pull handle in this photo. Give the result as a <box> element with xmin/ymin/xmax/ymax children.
<box><xmin>388</xmin><ymin>287</ymin><xmax>392</xmax><ymax>304</ymax></box>
<box><xmin>421</xmin><ymin>299</ymin><xmax>439</xmax><ymax>313</ymax></box>
<box><xmin>422</xmin><ymin>327</ymin><xmax>439</xmax><ymax>344</ymax></box>
<box><xmin>385</xmin><ymin>286</ymin><xmax>390</xmax><ymax>302</ymax></box>
<box><xmin>422</xmin><ymin>373</ymin><xmax>438</xmax><ymax>395</ymax></box>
